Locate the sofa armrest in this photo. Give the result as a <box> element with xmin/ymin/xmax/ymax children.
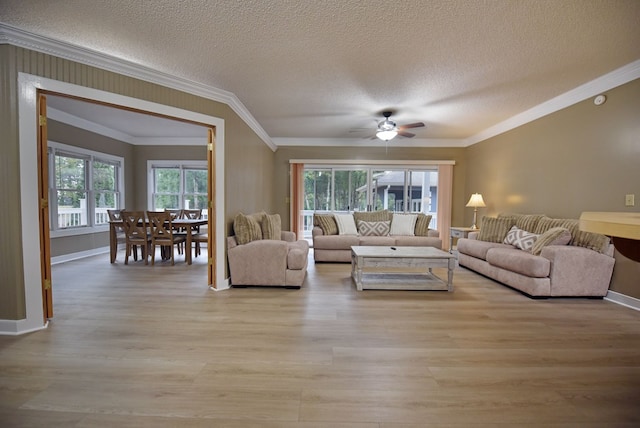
<box><xmin>227</xmin><ymin>235</ymin><xmax>239</xmax><ymax>250</ymax></box>
<box><xmin>427</xmin><ymin>229</ymin><xmax>439</xmax><ymax>238</ymax></box>
<box><xmin>228</xmin><ymin>239</ymin><xmax>289</xmax><ymax>285</ymax></box>
<box><xmin>468</xmin><ymin>231</ymin><xmax>479</xmax><ymax>240</ymax></box>
<box><xmin>541</xmin><ymin>245</ymin><xmax>615</xmax><ymax>296</ymax></box>
<box><xmin>281</xmin><ymin>230</ymin><xmax>296</xmax><ymax>242</ymax></box>
<box><xmin>312</xmin><ymin>226</ymin><xmax>324</xmax><ymax>238</ymax></box>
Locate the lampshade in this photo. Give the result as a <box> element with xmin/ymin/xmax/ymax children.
<box><xmin>466</xmin><ymin>193</ymin><xmax>486</xmax><ymax>208</ymax></box>
<box><xmin>376</xmin><ymin>130</ymin><xmax>398</xmax><ymax>141</ymax></box>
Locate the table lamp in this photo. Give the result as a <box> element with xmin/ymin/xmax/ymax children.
<box><xmin>466</xmin><ymin>193</ymin><xmax>486</xmax><ymax>229</ymax></box>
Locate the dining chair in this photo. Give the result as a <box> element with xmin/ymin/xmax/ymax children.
<box><xmin>182</xmin><ymin>209</ymin><xmax>205</xmax><ymax>256</ymax></box>
<box><xmin>120</xmin><ymin>210</ymin><xmax>150</xmax><ymax>265</ymax></box>
<box><xmin>147</xmin><ymin>210</ymin><xmax>186</xmax><ymax>265</ymax></box>
<box><xmin>107</xmin><ymin>209</ymin><xmax>138</xmax><ymax>261</ymax></box>
<box><xmin>165</xmin><ymin>209</ymin><xmax>185</xmax><ymax>254</ymax></box>
<box><xmin>193</xmin><ymin>231</ymin><xmax>208</xmax><ymax>257</ymax></box>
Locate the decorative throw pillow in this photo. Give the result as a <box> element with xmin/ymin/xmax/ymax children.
<box><xmin>530</xmin><ymin>227</ymin><xmax>572</xmax><ymax>256</ymax></box>
<box><xmin>233</xmin><ymin>212</ymin><xmax>262</xmax><ymax>245</ymax></box>
<box><xmin>358</xmin><ymin>220</ymin><xmax>391</xmax><ymax>236</ymax></box>
<box><xmin>334</xmin><ymin>213</ymin><xmax>358</xmax><ymax>235</ymax></box>
<box><xmin>477</xmin><ymin>216</ymin><xmax>515</xmax><ymax>243</ymax></box>
<box><xmin>313</xmin><ymin>213</ymin><xmax>338</xmax><ymax>235</ymax></box>
<box><xmin>353</xmin><ymin>210</ymin><xmax>392</xmax><ymax>227</ymax></box>
<box><xmin>414</xmin><ymin>213</ymin><xmax>433</xmax><ymax>236</ymax></box>
<box><xmin>389</xmin><ymin>213</ymin><xmax>418</xmax><ymax>236</ymax></box>
<box><xmin>498</xmin><ymin>213</ymin><xmax>546</xmax><ymax>233</ymax></box>
<box><xmin>262</xmin><ymin>213</ymin><xmax>281</xmax><ymax>240</ymax></box>
<box><xmin>503</xmin><ymin>225</ymin><xmax>540</xmax><ymax>252</ymax></box>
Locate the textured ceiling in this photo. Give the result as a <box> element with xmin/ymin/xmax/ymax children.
<box><xmin>1</xmin><ymin>0</ymin><xmax>639</xmax><ymax>145</ymax></box>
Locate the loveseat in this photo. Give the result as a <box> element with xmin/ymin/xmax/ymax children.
<box><xmin>227</xmin><ymin>212</ymin><xmax>309</xmax><ymax>288</ymax></box>
<box><xmin>312</xmin><ymin>210</ymin><xmax>442</xmax><ymax>262</ymax></box>
<box><xmin>457</xmin><ymin>213</ymin><xmax>615</xmax><ymax>298</ymax></box>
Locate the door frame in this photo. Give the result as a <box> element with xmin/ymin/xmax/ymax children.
<box><xmin>16</xmin><ymin>73</ymin><xmax>228</xmax><ymax>334</ymax></box>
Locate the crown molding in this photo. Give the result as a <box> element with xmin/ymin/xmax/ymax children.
<box><xmin>48</xmin><ymin>107</ymin><xmax>206</xmax><ymax>146</ymax></box>
<box><xmin>0</xmin><ymin>22</ymin><xmax>277</xmax><ymax>151</ymax></box>
<box><xmin>465</xmin><ymin>59</ymin><xmax>640</xmax><ymax>146</ymax></box>
<box><xmin>273</xmin><ymin>137</ymin><xmax>468</xmax><ymax>148</ymax></box>
<box><xmin>47</xmin><ymin>107</ymin><xmax>135</xmax><ymax>144</ymax></box>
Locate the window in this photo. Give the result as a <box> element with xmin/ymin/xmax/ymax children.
<box><xmin>49</xmin><ymin>142</ymin><xmax>124</xmax><ymax>234</ymax></box>
<box><xmin>149</xmin><ymin>161</ymin><xmax>208</xmax><ymax>215</ymax></box>
<box><xmin>302</xmin><ymin>165</ymin><xmax>439</xmax><ymax>237</ymax></box>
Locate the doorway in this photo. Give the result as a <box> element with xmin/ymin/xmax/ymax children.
<box><xmin>18</xmin><ymin>73</ymin><xmax>226</xmax><ymax>333</ymax></box>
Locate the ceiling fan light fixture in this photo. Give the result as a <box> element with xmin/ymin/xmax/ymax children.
<box><xmin>376</xmin><ymin>129</ymin><xmax>398</xmax><ymax>141</ymax></box>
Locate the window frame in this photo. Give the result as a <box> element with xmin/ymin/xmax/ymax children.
<box><xmin>48</xmin><ymin>141</ymin><xmax>125</xmax><ymax>237</ymax></box>
<box><xmin>147</xmin><ymin>160</ymin><xmax>208</xmax><ymax>212</ymax></box>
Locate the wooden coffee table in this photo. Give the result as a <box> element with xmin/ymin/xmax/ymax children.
<box><xmin>351</xmin><ymin>246</ymin><xmax>456</xmax><ymax>291</ymax></box>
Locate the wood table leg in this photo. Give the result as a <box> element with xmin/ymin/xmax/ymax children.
<box><xmin>109</xmin><ymin>222</ymin><xmax>117</xmax><ymax>263</ymax></box>
<box><xmin>186</xmin><ymin>228</ymin><xmax>193</xmax><ymax>265</ymax></box>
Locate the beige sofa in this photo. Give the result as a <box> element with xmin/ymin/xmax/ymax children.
<box><xmin>457</xmin><ymin>214</ymin><xmax>615</xmax><ymax>298</ymax></box>
<box><xmin>312</xmin><ymin>211</ymin><xmax>442</xmax><ymax>263</ymax></box>
<box><xmin>227</xmin><ymin>212</ymin><xmax>309</xmax><ymax>288</ymax></box>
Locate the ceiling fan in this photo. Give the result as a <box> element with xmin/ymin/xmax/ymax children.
<box><xmin>375</xmin><ymin>111</ymin><xmax>425</xmax><ymax>141</ymax></box>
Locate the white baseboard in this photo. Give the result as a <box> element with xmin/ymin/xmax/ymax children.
<box><xmin>605</xmin><ymin>290</ymin><xmax>640</xmax><ymax>311</ymax></box>
<box><xmin>51</xmin><ymin>246</ymin><xmax>110</xmax><ymax>265</ymax></box>
<box><xmin>0</xmin><ymin>319</ymin><xmax>48</xmax><ymax>336</ymax></box>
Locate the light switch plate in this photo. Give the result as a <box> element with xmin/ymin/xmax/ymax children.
<box><xmin>625</xmin><ymin>194</ymin><xmax>635</xmax><ymax>207</ymax></box>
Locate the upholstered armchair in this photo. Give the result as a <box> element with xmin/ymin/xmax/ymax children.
<box><xmin>227</xmin><ymin>231</ymin><xmax>309</xmax><ymax>288</ymax></box>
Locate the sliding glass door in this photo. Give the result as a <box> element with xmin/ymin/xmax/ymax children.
<box><xmin>303</xmin><ymin>165</ymin><xmax>439</xmax><ymax>238</ymax></box>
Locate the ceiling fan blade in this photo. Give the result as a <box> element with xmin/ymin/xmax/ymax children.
<box><xmin>398</xmin><ymin>131</ymin><xmax>415</xmax><ymax>138</ymax></box>
<box><xmin>399</xmin><ymin>122</ymin><xmax>425</xmax><ymax>130</ymax></box>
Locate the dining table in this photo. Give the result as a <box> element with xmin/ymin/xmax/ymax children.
<box><xmin>109</xmin><ymin>218</ymin><xmax>208</xmax><ymax>265</ymax></box>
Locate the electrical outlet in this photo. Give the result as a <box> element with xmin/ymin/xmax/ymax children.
<box><xmin>625</xmin><ymin>194</ymin><xmax>635</xmax><ymax>207</ymax></box>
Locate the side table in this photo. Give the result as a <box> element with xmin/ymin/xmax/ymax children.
<box><xmin>449</xmin><ymin>227</ymin><xmax>479</xmax><ymax>253</ymax></box>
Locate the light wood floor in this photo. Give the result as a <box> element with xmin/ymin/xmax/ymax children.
<box><xmin>1</xmin><ymin>248</ymin><xmax>639</xmax><ymax>427</ymax></box>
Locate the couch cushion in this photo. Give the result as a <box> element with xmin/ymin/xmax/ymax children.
<box><xmin>262</xmin><ymin>213</ymin><xmax>282</xmax><ymax>240</ymax></box>
<box><xmin>313</xmin><ymin>234</ymin><xmax>359</xmax><ymax>250</ymax></box>
<box><xmin>503</xmin><ymin>226</ymin><xmax>539</xmax><ymax>252</ymax></box>
<box><xmin>390</xmin><ymin>213</ymin><xmax>417</xmax><ymax>236</ymax></box>
<box><xmin>358</xmin><ymin>220</ymin><xmax>391</xmax><ymax>236</ymax></box>
<box><xmin>233</xmin><ymin>212</ymin><xmax>262</xmax><ymax>245</ymax></box>
<box><xmin>477</xmin><ymin>216</ymin><xmax>515</xmax><ymax>243</ymax></box>
<box><xmin>313</xmin><ymin>213</ymin><xmax>338</xmax><ymax>235</ymax></box>
<box><xmin>334</xmin><ymin>213</ymin><xmax>358</xmax><ymax>235</ymax></box>
<box><xmin>531</xmin><ymin>227</ymin><xmax>572</xmax><ymax>255</ymax></box>
<box><xmin>486</xmin><ymin>248</ymin><xmax>550</xmax><ymax>278</ymax></box>
<box><xmin>457</xmin><ymin>238</ymin><xmax>514</xmax><ymax>260</ymax></box>
<box><xmin>414</xmin><ymin>213</ymin><xmax>433</xmax><ymax>236</ymax></box>
<box><xmin>359</xmin><ymin>236</ymin><xmax>395</xmax><ymax>246</ymax></box>
<box><xmin>394</xmin><ymin>236</ymin><xmax>442</xmax><ymax>248</ymax></box>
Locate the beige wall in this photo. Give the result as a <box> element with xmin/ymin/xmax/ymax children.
<box><xmin>0</xmin><ymin>45</ymin><xmax>273</xmax><ymax>320</ymax></box>
<box><xmin>273</xmin><ymin>146</ymin><xmax>467</xmax><ymax>230</ymax></box>
<box><xmin>465</xmin><ymin>78</ymin><xmax>640</xmax><ymax>298</ymax></box>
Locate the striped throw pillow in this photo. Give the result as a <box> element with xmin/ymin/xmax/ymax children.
<box><xmin>477</xmin><ymin>216</ymin><xmax>515</xmax><ymax>243</ymax></box>
<box><xmin>262</xmin><ymin>213</ymin><xmax>281</xmax><ymax>240</ymax></box>
<box><xmin>233</xmin><ymin>212</ymin><xmax>262</xmax><ymax>245</ymax></box>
